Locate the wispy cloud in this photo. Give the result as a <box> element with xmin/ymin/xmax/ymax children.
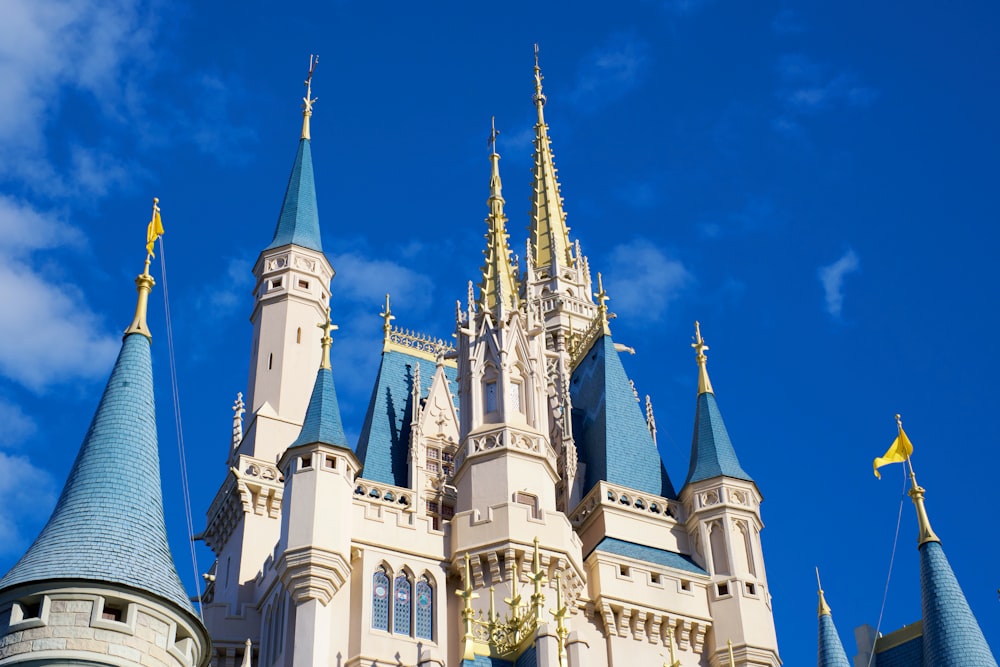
<box><xmin>818</xmin><ymin>249</ymin><xmax>860</xmax><ymax>318</ymax></box>
<box><xmin>329</xmin><ymin>252</ymin><xmax>436</xmax><ymax>311</ymax></box>
<box><xmin>603</xmin><ymin>239</ymin><xmax>693</xmax><ymax>320</ymax></box>
<box><xmin>0</xmin><ymin>197</ymin><xmax>119</xmax><ymax>391</ymax></box>
<box><xmin>569</xmin><ymin>33</ymin><xmax>651</xmax><ymax>113</ymax></box>
<box><xmin>773</xmin><ymin>54</ymin><xmax>877</xmax><ymax>138</ymax></box>
<box><xmin>0</xmin><ymin>398</ymin><xmax>38</xmax><ymax>449</ymax></box>
<box><xmin>771</xmin><ymin>9</ymin><xmax>807</xmax><ymax>35</ymax></box>
<box><xmin>697</xmin><ymin>195</ymin><xmax>778</xmax><ymax>239</ymax></box>
<box><xmin>0</xmin><ymin>451</ymin><xmax>57</xmax><ymax>556</ymax></box>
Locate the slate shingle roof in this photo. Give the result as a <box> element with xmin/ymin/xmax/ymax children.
<box><xmin>267</xmin><ymin>138</ymin><xmax>323</xmax><ymax>252</ymax></box>
<box><xmin>290</xmin><ymin>367</ymin><xmax>348</xmax><ymax>449</ymax></box>
<box><xmin>684</xmin><ymin>391</ymin><xmax>753</xmax><ymax>487</ymax></box>
<box><xmin>818</xmin><ymin>612</ymin><xmax>851</xmax><ymax>667</ymax></box>
<box><xmin>591</xmin><ymin>537</ymin><xmax>706</xmax><ymax>575</ymax></box>
<box><xmin>0</xmin><ymin>333</ymin><xmax>195</xmax><ymax>615</ymax></box>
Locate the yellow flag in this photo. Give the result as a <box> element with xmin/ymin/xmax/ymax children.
<box><xmin>146</xmin><ymin>200</ymin><xmax>164</xmax><ymax>257</ymax></box>
<box><xmin>873</xmin><ymin>427</ymin><xmax>913</xmax><ymax>478</ymax></box>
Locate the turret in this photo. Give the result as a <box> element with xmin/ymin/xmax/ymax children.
<box><xmin>679</xmin><ymin>322</ymin><xmax>780</xmax><ymax>667</ymax></box>
<box><xmin>275</xmin><ymin>308</ymin><xmax>359</xmax><ymax>667</ymax></box>
<box><xmin>0</xmin><ymin>207</ymin><xmax>210</xmax><ymax>667</ymax></box>
<box><xmin>816</xmin><ymin>573</ymin><xmax>850</xmax><ymax>667</ymax></box>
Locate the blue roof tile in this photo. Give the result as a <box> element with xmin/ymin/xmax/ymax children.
<box><xmin>873</xmin><ymin>634</ymin><xmax>923</xmax><ymax>667</ymax></box>
<box><xmin>818</xmin><ymin>612</ymin><xmax>851</xmax><ymax>667</ymax></box>
<box><xmin>355</xmin><ymin>350</ymin><xmax>457</xmax><ymax>486</ymax></box>
<box><xmin>570</xmin><ymin>335</ymin><xmax>675</xmax><ymax>498</ymax></box>
<box><xmin>591</xmin><ymin>537</ymin><xmax>706</xmax><ymax>575</ymax></box>
<box><xmin>684</xmin><ymin>391</ymin><xmax>753</xmax><ymax>487</ymax></box>
<box><xmin>0</xmin><ymin>333</ymin><xmax>195</xmax><ymax>615</ymax></box>
<box><xmin>267</xmin><ymin>139</ymin><xmax>323</xmax><ymax>252</ymax></box>
<box><xmin>290</xmin><ymin>367</ymin><xmax>348</xmax><ymax>450</ymax></box>
<box><xmin>919</xmin><ymin>540</ymin><xmax>997</xmax><ymax>666</ymax></box>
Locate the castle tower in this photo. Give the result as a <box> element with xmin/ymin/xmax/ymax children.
<box><xmin>450</xmin><ymin>128</ymin><xmax>585</xmax><ymax>663</ymax></box>
<box><xmin>816</xmin><ymin>576</ymin><xmax>850</xmax><ymax>667</ymax></box>
<box><xmin>0</xmin><ymin>228</ymin><xmax>210</xmax><ymax>667</ymax></box>
<box><xmin>679</xmin><ymin>323</ymin><xmax>780</xmax><ymax>667</ymax></box>
<box><xmin>201</xmin><ymin>59</ymin><xmax>333</xmax><ymax>657</ymax></box>
<box><xmin>274</xmin><ymin>309</ymin><xmax>359</xmax><ymax>667</ymax></box>
<box><xmin>521</xmin><ymin>50</ymin><xmax>597</xmax><ymax>511</ymax></box>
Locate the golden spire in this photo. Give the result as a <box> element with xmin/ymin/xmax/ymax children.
<box><xmin>380</xmin><ymin>293</ymin><xmax>395</xmax><ymax>347</ymax></box>
<box><xmin>478</xmin><ymin>117</ymin><xmax>519</xmax><ymax>316</ymax></box>
<box><xmin>529</xmin><ymin>536</ymin><xmax>547</xmax><ymax>621</ymax></box>
<box><xmin>550</xmin><ymin>571</ymin><xmax>569</xmax><ymax>667</ymax></box>
<box><xmin>816</xmin><ymin>567</ymin><xmax>832</xmax><ymax>617</ymax></box>
<box><xmin>301</xmin><ymin>54</ymin><xmax>318</xmax><ymax>140</ymax></box>
<box><xmin>901</xmin><ymin>415</ymin><xmax>940</xmax><ymax>546</ymax></box>
<box><xmin>530</xmin><ymin>44</ymin><xmax>574</xmax><ymax>272</ymax></box>
<box><xmin>456</xmin><ymin>553</ymin><xmax>480</xmax><ymax>661</ymax></box>
<box><xmin>692</xmin><ymin>321</ymin><xmax>715</xmax><ymax>395</ymax></box>
<box><xmin>728</xmin><ymin>639</ymin><xmax>736</xmax><ymax>667</ymax></box>
<box><xmin>317</xmin><ymin>307</ymin><xmax>338</xmax><ymax>370</ymax></box>
<box><xmin>124</xmin><ymin>198</ymin><xmax>160</xmax><ymax>340</ymax></box>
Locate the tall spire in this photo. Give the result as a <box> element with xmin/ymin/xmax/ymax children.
<box><xmin>290</xmin><ymin>308</ymin><xmax>348</xmax><ymax>449</ymax></box>
<box><xmin>478</xmin><ymin>117</ymin><xmax>519</xmax><ymax>316</ymax></box>
<box><xmin>816</xmin><ymin>570</ymin><xmax>851</xmax><ymax>667</ymax></box>
<box><xmin>684</xmin><ymin>322</ymin><xmax>752</xmax><ymax>486</ymax></box>
<box><xmin>530</xmin><ymin>45</ymin><xmax>573</xmax><ymax>272</ymax></box>
<box><xmin>267</xmin><ymin>57</ymin><xmax>323</xmax><ymax>252</ymax></box>
<box><xmin>0</xmin><ymin>246</ymin><xmax>196</xmax><ymax>616</ymax></box>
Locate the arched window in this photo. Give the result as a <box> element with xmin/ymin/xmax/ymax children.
<box><xmin>372</xmin><ymin>567</ymin><xmax>390</xmax><ymax>631</ymax></box>
<box><xmin>393</xmin><ymin>574</ymin><xmax>412</xmax><ymax>635</ymax></box>
<box><xmin>710</xmin><ymin>522</ymin><xmax>731</xmax><ymax>576</ymax></box>
<box><xmin>415</xmin><ymin>576</ymin><xmax>433</xmax><ymax>640</ymax></box>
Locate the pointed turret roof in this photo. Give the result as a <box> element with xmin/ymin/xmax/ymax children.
<box><xmin>478</xmin><ymin>124</ymin><xmax>519</xmax><ymax>316</ymax></box>
<box><xmin>570</xmin><ymin>335</ymin><xmax>675</xmax><ymax>498</ymax></box>
<box><xmin>909</xmin><ymin>474</ymin><xmax>998</xmax><ymax>666</ymax></box>
<box><xmin>684</xmin><ymin>323</ymin><xmax>753</xmax><ymax>487</ymax></box>
<box><xmin>290</xmin><ymin>310</ymin><xmax>348</xmax><ymax>449</ymax></box>
<box><xmin>267</xmin><ymin>59</ymin><xmax>323</xmax><ymax>252</ymax></box>
<box><xmin>817</xmin><ymin>579</ymin><xmax>851</xmax><ymax>667</ymax></box>
<box><xmin>0</xmin><ymin>261</ymin><xmax>195</xmax><ymax>616</ymax></box>
<box><xmin>529</xmin><ymin>47</ymin><xmax>573</xmax><ymax>273</ymax></box>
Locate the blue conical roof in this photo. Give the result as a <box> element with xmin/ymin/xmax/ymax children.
<box><xmin>0</xmin><ymin>333</ymin><xmax>195</xmax><ymax>614</ymax></box>
<box><xmin>290</xmin><ymin>366</ymin><xmax>348</xmax><ymax>449</ymax></box>
<box><xmin>570</xmin><ymin>335</ymin><xmax>675</xmax><ymax>498</ymax></box>
<box><xmin>684</xmin><ymin>391</ymin><xmax>753</xmax><ymax>486</ymax></box>
<box><xmin>267</xmin><ymin>138</ymin><xmax>322</xmax><ymax>252</ymax></box>
<box><xmin>818</xmin><ymin>611</ymin><xmax>851</xmax><ymax>667</ymax></box>
<box><xmin>919</xmin><ymin>540</ymin><xmax>998</xmax><ymax>666</ymax></box>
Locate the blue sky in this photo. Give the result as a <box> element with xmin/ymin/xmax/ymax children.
<box><xmin>1</xmin><ymin>0</ymin><xmax>998</xmax><ymax>663</ymax></box>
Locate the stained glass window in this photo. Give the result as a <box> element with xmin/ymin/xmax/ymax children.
<box><xmin>415</xmin><ymin>577</ymin><xmax>433</xmax><ymax>640</ymax></box>
<box><xmin>372</xmin><ymin>568</ymin><xmax>390</xmax><ymax>631</ymax></box>
<box><xmin>393</xmin><ymin>574</ymin><xmax>412</xmax><ymax>635</ymax></box>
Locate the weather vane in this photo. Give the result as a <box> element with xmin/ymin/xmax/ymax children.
<box><xmin>489</xmin><ymin>116</ymin><xmax>501</xmax><ymax>154</ymax></box>
<box><xmin>301</xmin><ymin>54</ymin><xmax>319</xmax><ymax>140</ymax></box>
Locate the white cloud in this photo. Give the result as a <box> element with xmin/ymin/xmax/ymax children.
<box><xmin>773</xmin><ymin>54</ymin><xmax>876</xmax><ymax>137</ymax></box>
<box><xmin>0</xmin><ymin>197</ymin><xmax>119</xmax><ymax>391</ymax></box>
<box><xmin>818</xmin><ymin>249</ymin><xmax>860</xmax><ymax>318</ymax></box>
<box><xmin>0</xmin><ymin>451</ymin><xmax>57</xmax><ymax>556</ymax></box>
<box><xmin>603</xmin><ymin>239</ymin><xmax>693</xmax><ymax>321</ymax></box>
<box><xmin>569</xmin><ymin>33</ymin><xmax>651</xmax><ymax>113</ymax></box>
<box><xmin>0</xmin><ymin>398</ymin><xmax>38</xmax><ymax>449</ymax></box>
<box><xmin>329</xmin><ymin>253</ymin><xmax>435</xmax><ymax>312</ymax></box>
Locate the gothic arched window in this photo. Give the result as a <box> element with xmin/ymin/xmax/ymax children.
<box><xmin>372</xmin><ymin>567</ymin><xmax>390</xmax><ymax>631</ymax></box>
<box><xmin>415</xmin><ymin>576</ymin><xmax>433</xmax><ymax>640</ymax></box>
<box><xmin>393</xmin><ymin>574</ymin><xmax>412</xmax><ymax>635</ymax></box>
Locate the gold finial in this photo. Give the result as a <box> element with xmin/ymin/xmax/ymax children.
<box><xmin>479</xmin><ymin>120</ymin><xmax>518</xmax><ymax>316</ymax></box>
<box><xmin>903</xmin><ymin>417</ymin><xmax>940</xmax><ymax>546</ymax></box>
<box><xmin>692</xmin><ymin>321</ymin><xmax>715</xmax><ymax>395</ymax></box>
<box><xmin>489</xmin><ymin>115</ymin><xmax>501</xmax><ymax>155</ymax></box>
<box><xmin>317</xmin><ymin>307</ymin><xmax>338</xmax><ymax>370</ymax></box>
<box><xmin>301</xmin><ymin>54</ymin><xmax>319</xmax><ymax>140</ymax></box>
<box><xmin>533</xmin><ymin>44</ymin><xmax>546</xmax><ymax>109</ymax></box>
<box><xmin>380</xmin><ymin>294</ymin><xmax>395</xmax><ymax>346</ymax></box>
<box><xmin>529</xmin><ymin>536</ymin><xmax>547</xmax><ymax>621</ymax></box>
<box><xmin>125</xmin><ymin>198</ymin><xmax>160</xmax><ymax>339</ymax></box>
<box><xmin>551</xmin><ymin>571</ymin><xmax>569</xmax><ymax>666</ymax></box>
<box><xmin>663</xmin><ymin>623</ymin><xmax>679</xmax><ymax>667</ymax></box>
<box><xmin>594</xmin><ymin>273</ymin><xmax>612</xmax><ymax>335</ymax></box>
<box><xmin>728</xmin><ymin>639</ymin><xmax>736</xmax><ymax>667</ymax></box>
<box><xmin>816</xmin><ymin>567</ymin><xmax>832</xmax><ymax>617</ymax></box>
<box><xmin>240</xmin><ymin>638</ymin><xmax>253</xmax><ymax>667</ymax></box>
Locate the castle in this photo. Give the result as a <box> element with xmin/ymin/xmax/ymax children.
<box><xmin>0</xmin><ymin>57</ymin><xmax>995</xmax><ymax>667</ymax></box>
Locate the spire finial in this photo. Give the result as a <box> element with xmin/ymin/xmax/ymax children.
<box><xmin>317</xmin><ymin>306</ymin><xmax>338</xmax><ymax>370</ymax></box>
<box><xmin>125</xmin><ymin>198</ymin><xmax>160</xmax><ymax>339</ymax></box>
<box><xmin>816</xmin><ymin>567</ymin><xmax>832</xmax><ymax>617</ymax></box>
<box><xmin>380</xmin><ymin>293</ymin><xmax>395</xmax><ymax>346</ymax></box>
<box><xmin>301</xmin><ymin>54</ymin><xmax>319</xmax><ymax>140</ymax></box>
<box><xmin>534</xmin><ymin>44</ymin><xmax>546</xmax><ymax>110</ymax></box>
<box><xmin>901</xmin><ymin>415</ymin><xmax>941</xmax><ymax>546</ymax></box>
<box><xmin>240</xmin><ymin>638</ymin><xmax>253</xmax><ymax>667</ymax></box>
<box><xmin>479</xmin><ymin>118</ymin><xmax>519</xmax><ymax>316</ymax></box>
<box><xmin>489</xmin><ymin>115</ymin><xmax>500</xmax><ymax>155</ymax></box>
<box><xmin>594</xmin><ymin>273</ymin><xmax>612</xmax><ymax>334</ymax></box>
<box><xmin>727</xmin><ymin>639</ymin><xmax>736</xmax><ymax>667</ymax></box>
<box><xmin>692</xmin><ymin>321</ymin><xmax>715</xmax><ymax>395</ymax></box>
